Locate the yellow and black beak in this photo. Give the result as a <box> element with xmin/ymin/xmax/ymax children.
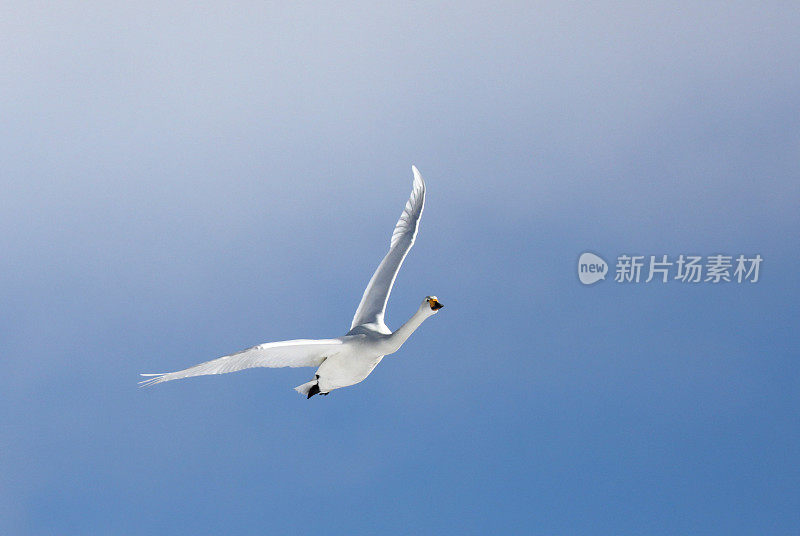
<box><xmin>430</xmin><ymin>298</ymin><xmax>444</xmax><ymax>310</ymax></box>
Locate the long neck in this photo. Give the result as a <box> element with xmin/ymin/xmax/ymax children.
<box><xmin>386</xmin><ymin>308</ymin><xmax>429</xmax><ymax>354</ymax></box>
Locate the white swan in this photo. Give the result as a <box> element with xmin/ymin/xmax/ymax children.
<box><xmin>139</xmin><ymin>166</ymin><xmax>443</xmax><ymax>398</ymax></box>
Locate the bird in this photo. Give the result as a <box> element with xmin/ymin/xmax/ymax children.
<box><xmin>139</xmin><ymin>165</ymin><xmax>443</xmax><ymax>398</ymax></box>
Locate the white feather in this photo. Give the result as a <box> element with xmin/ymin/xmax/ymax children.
<box><xmin>350</xmin><ymin>166</ymin><xmax>425</xmax><ymax>330</ymax></box>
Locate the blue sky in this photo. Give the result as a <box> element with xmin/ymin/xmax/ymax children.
<box><xmin>2</xmin><ymin>2</ymin><xmax>799</xmax><ymax>534</ymax></box>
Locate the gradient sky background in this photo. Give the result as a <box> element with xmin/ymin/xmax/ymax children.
<box><xmin>2</xmin><ymin>2</ymin><xmax>799</xmax><ymax>534</ymax></box>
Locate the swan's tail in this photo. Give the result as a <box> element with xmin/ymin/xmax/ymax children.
<box><xmin>293</xmin><ymin>380</ymin><xmax>318</xmax><ymax>398</ymax></box>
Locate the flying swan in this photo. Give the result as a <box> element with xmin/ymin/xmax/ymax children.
<box><xmin>140</xmin><ymin>166</ymin><xmax>443</xmax><ymax>398</ymax></box>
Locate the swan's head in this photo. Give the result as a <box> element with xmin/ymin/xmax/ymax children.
<box><xmin>424</xmin><ymin>295</ymin><xmax>444</xmax><ymax>313</ymax></box>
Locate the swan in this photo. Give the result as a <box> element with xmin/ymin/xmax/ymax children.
<box><xmin>139</xmin><ymin>166</ymin><xmax>443</xmax><ymax>398</ymax></box>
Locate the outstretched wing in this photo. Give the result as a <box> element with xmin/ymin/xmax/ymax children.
<box><xmin>139</xmin><ymin>338</ymin><xmax>343</xmax><ymax>387</ymax></box>
<box><xmin>351</xmin><ymin>166</ymin><xmax>426</xmax><ymax>330</ymax></box>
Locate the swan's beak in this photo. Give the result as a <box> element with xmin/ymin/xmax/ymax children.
<box><xmin>430</xmin><ymin>299</ymin><xmax>444</xmax><ymax>310</ymax></box>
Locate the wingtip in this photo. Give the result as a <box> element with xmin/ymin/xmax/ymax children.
<box><xmin>138</xmin><ymin>373</ymin><xmax>167</xmax><ymax>388</ymax></box>
<box><xmin>411</xmin><ymin>165</ymin><xmax>425</xmax><ymax>188</ymax></box>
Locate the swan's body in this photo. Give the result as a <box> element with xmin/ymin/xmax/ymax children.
<box><xmin>140</xmin><ymin>166</ymin><xmax>443</xmax><ymax>397</ymax></box>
